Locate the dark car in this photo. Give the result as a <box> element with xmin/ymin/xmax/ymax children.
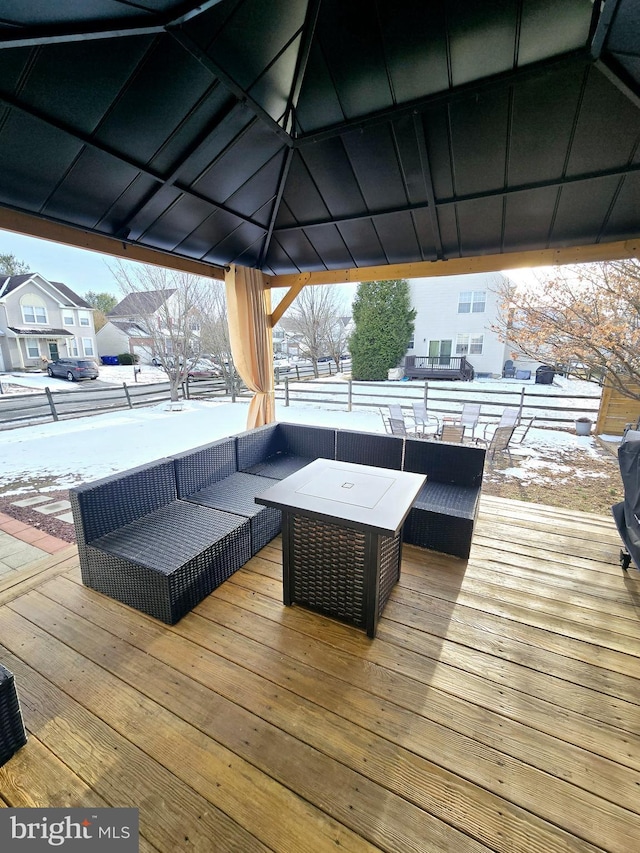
<box><xmin>47</xmin><ymin>358</ymin><xmax>99</xmax><ymax>382</ymax></box>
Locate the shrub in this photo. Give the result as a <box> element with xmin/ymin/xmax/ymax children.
<box><xmin>117</xmin><ymin>352</ymin><xmax>139</xmax><ymax>365</ymax></box>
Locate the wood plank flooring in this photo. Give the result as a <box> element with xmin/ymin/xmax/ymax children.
<box><xmin>0</xmin><ymin>494</ymin><xmax>638</xmax><ymax>852</ymax></box>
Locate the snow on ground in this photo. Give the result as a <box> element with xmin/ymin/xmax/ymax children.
<box><xmin>0</xmin><ymin>364</ymin><xmax>168</xmax><ymax>394</ymax></box>
<box><xmin>0</xmin><ymin>393</ymin><xmax>617</xmax><ymax>494</ymax></box>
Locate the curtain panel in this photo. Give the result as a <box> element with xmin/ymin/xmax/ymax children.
<box><xmin>225</xmin><ymin>264</ymin><xmax>275</xmax><ymax>428</ymax></box>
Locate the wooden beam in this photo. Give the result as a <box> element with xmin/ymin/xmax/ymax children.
<box><xmin>0</xmin><ymin>207</ymin><xmax>226</xmax><ymax>280</ymax></box>
<box><xmin>269</xmin><ymin>281</ymin><xmax>306</xmax><ymax>327</ymax></box>
<box><xmin>266</xmin><ymin>239</ymin><xmax>640</xmax><ymax>288</ymax></box>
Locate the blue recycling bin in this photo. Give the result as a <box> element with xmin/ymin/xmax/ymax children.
<box><xmin>101</xmin><ymin>356</ymin><xmax>119</xmax><ymax>365</ymax></box>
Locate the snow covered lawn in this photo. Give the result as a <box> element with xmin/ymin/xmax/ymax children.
<box><xmin>0</xmin><ymin>396</ymin><xmax>622</xmax><ymax>510</ymax></box>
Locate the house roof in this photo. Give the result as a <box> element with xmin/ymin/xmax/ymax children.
<box><xmin>107</xmin><ymin>320</ymin><xmax>150</xmax><ymax>337</ymax></box>
<box><xmin>108</xmin><ymin>290</ymin><xmax>176</xmax><ymax>317</ymax></box>
<box><xmin>8</xmin><ymin>327</ymin><xmax>74</xmax><ymax>337</ymax></box>
<box><xmin>0</xmin><ymin>2</ymin><xmax>639</xmax><ymax>277</ymax></box>
<box><xmin>0</xmin><ymin>273</ymin><xmax>92</xmax><ymax>307</ymax></box>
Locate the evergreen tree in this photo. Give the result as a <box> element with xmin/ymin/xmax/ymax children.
<box><xmin>349</xmin><ymin>279</ymin><xmax>416</xmax><ymax>381</ymax></box>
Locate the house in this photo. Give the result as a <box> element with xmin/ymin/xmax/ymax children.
<box><xmin>97</xmin><ymin>289</ymin><xmax>177</xmax><ymax>364</ymax></box>
<box><xmin>0</xmin><ymin>273</ymin><xmax>97</xmax><ymax>372</ymax></box>
<box><xmin>406</xmin><ymin>272</ymin><xmax>526</xmax><ymax>378</ymax></box>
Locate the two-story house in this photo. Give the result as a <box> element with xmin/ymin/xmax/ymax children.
<box><xmin>406</xmin><ymin>272</ymin><xmax>517</xmax><ymax>377</ymax></box>
<box><xmin>0</xmin><ymin>273</ymin><xmax>97</xmax><ymax>372</ymax></box>
<box><xmin>96</xmin><ymin>289</ymin><xmax>177</xmax><ymax>364</ymax></box>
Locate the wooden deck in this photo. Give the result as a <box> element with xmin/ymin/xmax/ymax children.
<box><xmin>0</xmin><ymin>495</ymin><xmax>638</xmax><ymax>853</ymax></box>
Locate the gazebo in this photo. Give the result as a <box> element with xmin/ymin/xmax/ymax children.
<box><xmin>1</xmin><ymin>5</ymin><xmax>640</xmax><ymax>853</ymax></box>
<box><xmin>0</xmin><ymin>0</ymin><xmax>638</xmax><ymax>424</ymax></box>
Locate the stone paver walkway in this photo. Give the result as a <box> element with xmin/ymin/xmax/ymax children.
<box><xmin>0</xmin><ymin>511</ymin><xmax>70</xmax><ymax>579</ymax></box>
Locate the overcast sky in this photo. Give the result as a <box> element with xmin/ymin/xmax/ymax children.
<box><xmin>1</xmin><ymin>226</ymin><xmax>552</xmax><ymax>301</ymax></box>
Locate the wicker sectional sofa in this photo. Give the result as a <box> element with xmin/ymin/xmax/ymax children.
<box><xmin>71</xmin><ymin>422</ymin><xmax>485</xmax><ymax>624</ymax></box>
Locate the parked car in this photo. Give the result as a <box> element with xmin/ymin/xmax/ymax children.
<box><xmin>187</xmin><ymin>360</ymin><xmax>221</xmax><ymax>379</ymax></box>
<box><xmin>47</xmin><ymin>358</ymin><xmax>99</xmax><ymax>382</ymax></box>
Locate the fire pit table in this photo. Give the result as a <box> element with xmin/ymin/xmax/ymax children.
<box><xmin>256</xmin><ymin>458</ymin><xmax>425</xmax><ymax>637</ymax></box>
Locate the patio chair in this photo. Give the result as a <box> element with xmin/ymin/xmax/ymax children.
<box><xmin>502</xmin><ymin>359</ymin><xmax>516</xmax><ymax>378</ymax></box>
<box><xmin>411</xmin><ymin>402</ymin><xmax>441</xmax><ymax>438</ymax></box>
<box><xmin>478</xmin><ymin>406</ymin><xmax>519</xmax><ymax>442</ymax></box>
<box><xmin>387</xmin><ymin>417</ymin><xmax>409</xmax><ymax>437</ymax></box>
<box><xmin>487</xmin><ymin>425</ymin><xmax>516</xmax><ymax>460</ymax></box>
<box><xmin>440</xmin><ymin>423</ymin><xmax>464</xmax><ymax>443</ymax></box>
<box><xmin>445</xmin><ymin>403</ymin><xmax>480</xmax><ymax>441</ymax></box>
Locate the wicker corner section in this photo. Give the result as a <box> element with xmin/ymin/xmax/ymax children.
<box><xmin>0</xmin><ymin>664</ymin><xmax>27</xmax><ymax>767</ymax></box>
<box><xmin>87</xmin><ymin>502</ymin><xmax>252</xmax><ymax>624</ymax></box>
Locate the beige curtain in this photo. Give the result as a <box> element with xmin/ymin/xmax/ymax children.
<box><xmin>225</xmin><ymin>264</ymin><xmax>275</xmax><ymax>429</ymax></box>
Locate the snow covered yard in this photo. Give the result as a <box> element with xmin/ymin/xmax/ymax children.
<box><xmin>0</xmin><ymin>394</ymin><xmax>623</xmax><ymax>517</ymax></box>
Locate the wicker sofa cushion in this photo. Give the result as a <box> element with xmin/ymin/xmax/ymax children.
<box><xmin>413</xmin><ymin>481</ymin><xmax>480</xmax><ymax>520</ymax></box>
<box><xmin>91</xmin><ymin>500</ymin><xmax>247</xmax><ymax>570</ymax></box>
<box><xmin>185</xmin><ymin>472</ymin><xmax>281</xmax><ymax>554</ymax></box>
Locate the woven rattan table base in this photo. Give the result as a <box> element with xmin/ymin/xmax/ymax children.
<box><xmin>284</xmin><ymin>513</ymin><xmax>401</xmax><ymax>637</ymax></box>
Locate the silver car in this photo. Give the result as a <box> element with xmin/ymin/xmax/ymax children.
<box><xmin>47</xmin><ymin>358</ymin><xmax>99</xmax><ymax>382</ymax></box>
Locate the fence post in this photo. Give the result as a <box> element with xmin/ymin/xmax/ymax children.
<box><xmin>295</xmin><ymin>365</ymin><xmax>300</xmax><ymax>381</ymax></box>
<box><xmin>519</xmin><ymin>385</ymin><xmax>525</xmax><ymax>418</ymax></box>
<box><xmin>284</xmin><ymin>375</ymin><xmax>290</xmax><ymax>406</ymax></box>
<box><xmin>122</xmin><ymin>382</ymin><xmax>133</xmax><ymax>409</ymax></box>
<box><xmin>347</xmin><ymin>378</ymin><xmax>352</xmax><ymax>412</ymax></box>
<box><xmin>423</xmin><ymin>380</ymin><xmax>429</xmax><ymax>409</ymax></box>
<box><xmin>44</xmin><ymin>387</ymin><xmax>58</xmax><ymax>422</ymax></box>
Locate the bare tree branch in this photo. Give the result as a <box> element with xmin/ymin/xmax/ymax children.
<box><xmin>492</xmin><ymin>260</ymin><xmax>640</xmax><ymax>400</ymax></box>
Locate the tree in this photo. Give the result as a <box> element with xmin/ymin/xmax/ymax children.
<box><xmin>83</xmin><ymin>291</ymin><xmax>118</xmax><ymax>314</ymax></box>
<box><xmin>83</xmin><ymin>291</ymin><xmax>118</xmax><ymax>331</ymax></box>
<box><xmin>492</xmin><ymin>259</ymin><xmax>640</xmax><ymax>399</ymax></box>
<box><xmin>285</xmin><ymin>286</ymin><xmax>348</xmax><ymax>376</ymax></box>
<box><xmin>197</xmin><ymin>282</ymin><xmax>239</xmax><ymax>393</ymax></box>
<box><xmin>0</xmin><ymin>253</ymin><xmax>29</xmax><ymax>275</ymax></box>
<box><xmin>109</xmin><ymin>261</ymin><xmax>217</xmax><ymax>401</ymax></box>
<box><xmin>349</xmin><ymin>280</ymin><xmax>416</xmax><ymax>381</ymax></box>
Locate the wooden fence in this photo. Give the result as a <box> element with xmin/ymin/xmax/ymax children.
<box><xmin>279</xmin><ymin>377</ymin><xmax>601</xmax><ymax>430</ymax></box>
<box><xmin>0</xmin><ymin>377</ymin><xmax>233</xmax><ymax>429</ymax></box>
<box><xmin>596</xmin><ymin>381</ymin><xmax>640</xmax><ymax>435</ymax></box>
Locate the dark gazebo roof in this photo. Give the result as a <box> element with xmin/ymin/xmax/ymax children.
<box><xmin>0</xmin><ymin>1</ymin><xmax>638</xmax><ymax>279</ymax></box>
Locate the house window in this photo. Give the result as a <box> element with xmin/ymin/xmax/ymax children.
<box><xmin>456</xmin><ymin>334</ymin><xmax>484</xmax><ymax>355</ymax></box>
<box><xmin>458</xmin><ymin>291</ymin><xmax>486</xmax><ymax>314</ymax></box>
<box><xmin>21</xmin><ymin>296</ymin><xmax>48</xmax><ymax>325</ymax></box>
<box><xmin>407</xmin><ymin>333</ymin><xmax>415</xmax><ymax>350</ymax></box>
<box><xmin>82</xmin><ymin>337</ymin><xmax>95</xmax><ymax>356</ymax></box>
<box><xmin>26</xmin><ymin>338</ymin><xmax>39</xmax><ymax>358</ymax></box>
<box><xmin>69</xmin><ymin>338</ymin><xmax>79</xmax><ymax>357</ymax></box>
<box><xmin>78</xmin><ymin>311</ymin><xmax>90</xmax><ymax>327</ymax></box>
<box><xmin>62</xmin><ymin>311</ymin><xmax>74</xmax><ymax>326</ymax></box>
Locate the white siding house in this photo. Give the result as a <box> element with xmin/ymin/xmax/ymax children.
<box><xmin>407</xmin><ymin>272</ymin><xmax>512</xmax><ymax>377</ymax></box>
